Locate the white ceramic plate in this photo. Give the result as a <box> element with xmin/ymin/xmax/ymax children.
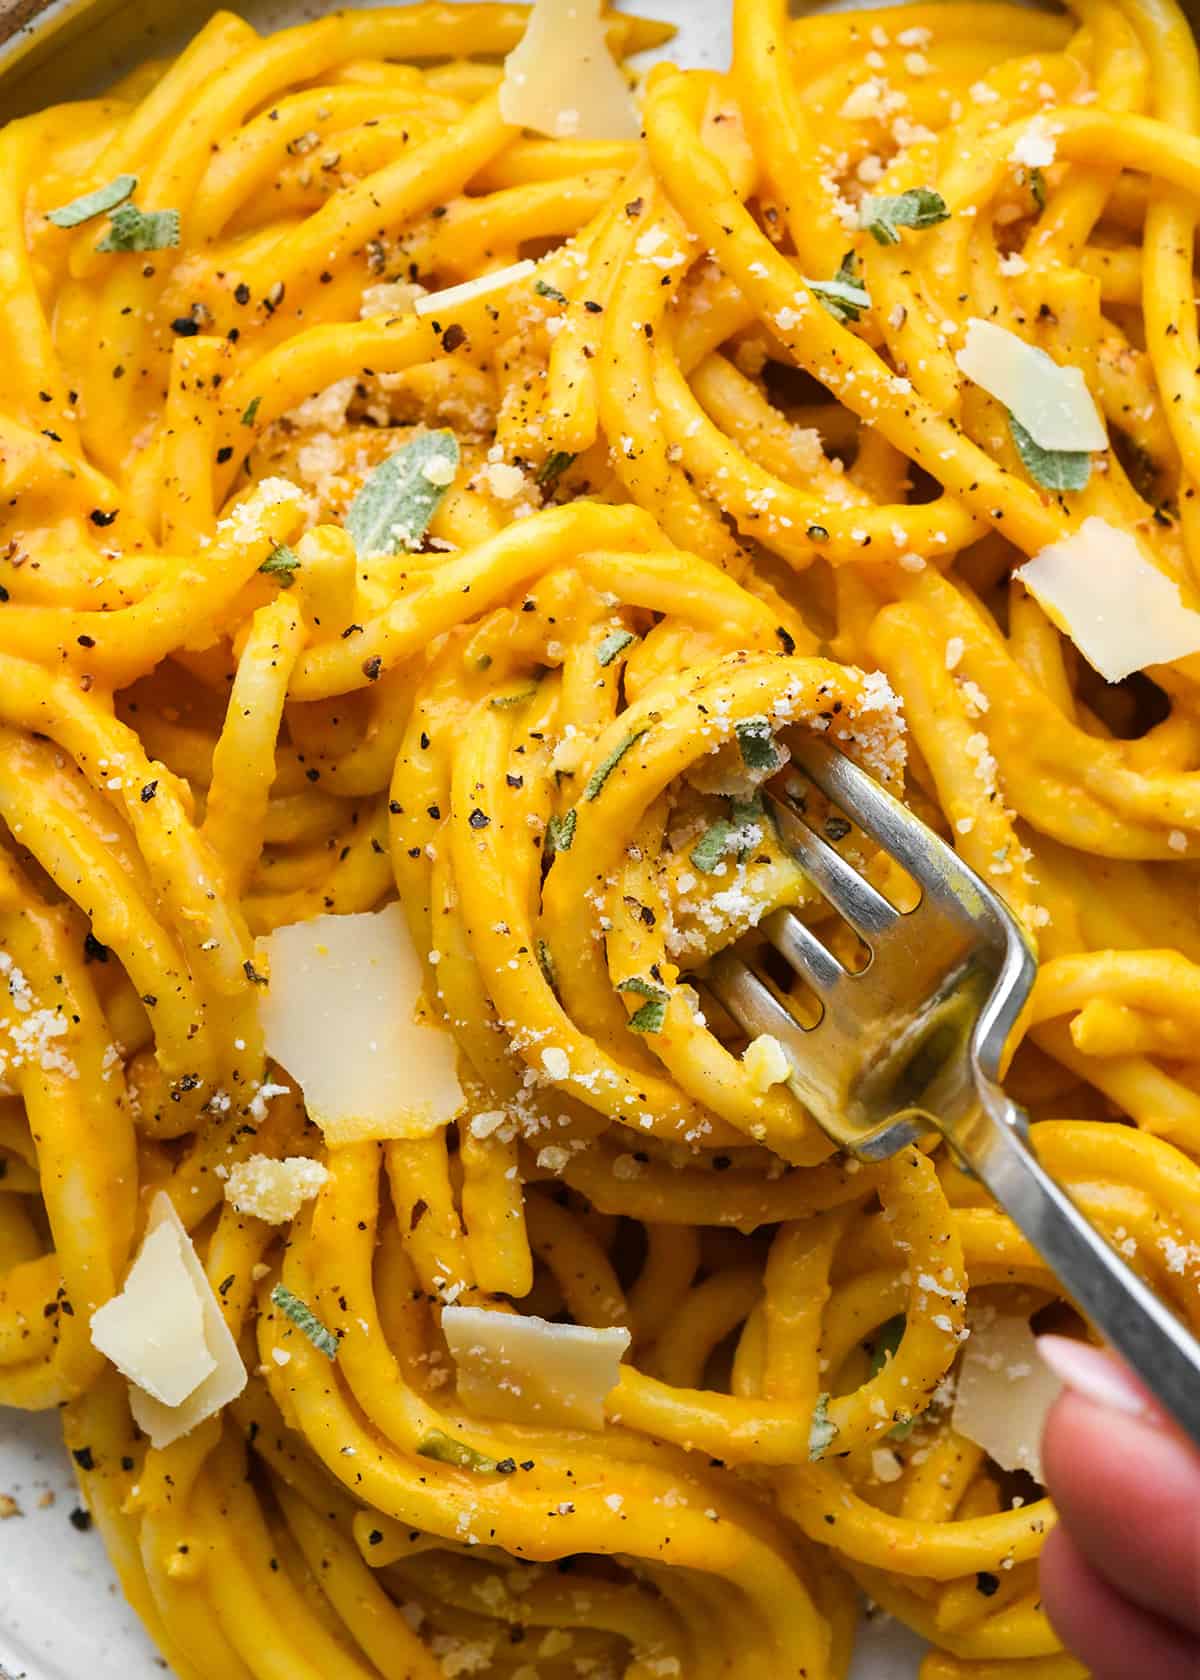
<box><xmin>0</xmin><ymin>2</ymin><xmax>927</xmax><ymax>1673</ymax></box>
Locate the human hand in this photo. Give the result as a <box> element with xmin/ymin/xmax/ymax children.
<box><xmin>1038</xmin><ymin>1337</ymin><xmax>1200</xmax><ymax>1680</ymax></box>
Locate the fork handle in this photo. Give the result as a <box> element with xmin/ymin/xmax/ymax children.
<box><xmin>943</xmin><ymin>1080</ymin><xmax>1200</xmax><ymax>1451</ymax></box>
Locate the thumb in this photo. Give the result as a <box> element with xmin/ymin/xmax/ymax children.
<box><xmin>1038</xmin><ymin>1337</ymin><xmax>1200</xmax><ymax>1674</ymax></box>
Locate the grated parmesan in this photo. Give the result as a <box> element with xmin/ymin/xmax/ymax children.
<box><xmin>225</xmin><ymin>1155</ymin><xmax>329</xmax><ymax>1225</ymax></box>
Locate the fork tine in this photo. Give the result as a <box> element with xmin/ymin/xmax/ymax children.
<box><xmin>767</xmin><ymin>793</ymin><xmax>897</xmax><ymax>939</ymax></box>
<box><xmin>709</xmin><ymin>952</ymin><xmax>860</xmax><ymax>1124</ymax></box>
<box><xmin>764</xmin><ymin>907</ymin><xmax>845</xmax><ymax>995</ymax></box>
<box><xmin>787</xmin><ymin>735</ymin><xmax>986</xmax><ymax>920</ymax></box>
<box><xmin>710</xmin><ymin>952</ymin><xmax>809</xmax><ymax>1037</ymax></box>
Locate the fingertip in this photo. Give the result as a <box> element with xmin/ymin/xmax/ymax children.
<box><xmin>1043</xmin><ymin>1387</ymin><xmax>1200</xmax><ymax>1505</ymax></box>
<box><xmin>1040</xmin><ymin>1526</ymin><xmax>1200</xmax><ymax>1680</ymax></box>
<box><xmin>1040</xmin><ymin>1392</ymin><xmax>1200</xmax><ymax>1637</ymax></box>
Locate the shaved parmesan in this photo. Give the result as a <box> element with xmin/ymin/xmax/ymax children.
<box><xmin>952</xmin><ymin>1314</ymin><xmax>1061</xmax><ymax>1480</ymax></box>
<box><xmin>956</xmin><ymin>319</ymin><xmax>1107</xmax><ymax>452</ymax></box>
<box><xmin>500</xmin><ymin>0</ymin><xmax>640</xmax><ymax>142</ymax></box>
<box><xmin>90</xmin><ymin>1221</ymin><xmax>215</xmax><ymax>1407</ymax></box>
<box><xmin>442</xmin><ymin>1305</ymin><xmax>630</xmax><ymax>1431</ymax></box>
<box><xmin>258</xmin><ymin>906</ymin><xmax>464</xmax><ymax>1144</ymax></box>
<box><xmin>91</xmin><ymin>1193</ymin><xmax>247</xmax><ymax>1449</ymax></box>
<box><xmin>413</xmin><ymin>260</ymin><xmax>536</xmax><ymax>319</ymax></box>
<box><xmin>225</xmin><ymin>1155</ymin><xmax>328</xmax><ymax>1225</ymax></box>
<box><xmin>1016</xmin><ymin>517</ymin><xmax>1200</xmax><ymax>682</ymax></box>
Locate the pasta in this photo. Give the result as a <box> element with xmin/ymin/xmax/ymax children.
<box><xmin>1</xmin><ymin>0</ymin><xmax>1200</xmax><ymax>1675</ymax></box>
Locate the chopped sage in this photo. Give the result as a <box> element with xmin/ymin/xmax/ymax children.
<box><xmin>259</xmin><ymin>544</ymin><xmax>301</xmax><ymax>585</ymax></box>
<box><xmin>583</xmin><ymin>729</ymin><xmax>648</xmax><ymax>802</ymax></box>
<box><xmin>596</xmin><ymin>629</ymin><xmax>636</xmax><ymax>667</ymax></box>
<box><xmin>869</xmin><ymin>1315</ymin><xmax>916</xmax><ymax>1439</ymax></box>
<box><xmin>628</xmin><ymin>999</ymin><xmax>667</xmax><ymax>1033</ymax></box>
<box><xmin>732</xmin><ymin>795</ymin><xmax>767</xmax><ymax>861</ymax></box>
<box><xmin>808</xmin><ymin>1392</ymin><xmax>838</xmax><ymax>1460</ymax></box>
<box><xmin>546</xmin><ymin>809</ymin><xmax>577</xmax><ymax>854</ymax></box>
<box><xmin>806</xmin><ymin>252</ymin><xmax>870</xmax><ymax>323</ymax></box>
<box><xmin>735</xmin><ymin>717</ymin><xmax>783</xmax><ymax>775</ymax></box>
<box><xmin>48</xmin><ymin>173</ymin><xmax>137</xmax><ymax>229</ymax></box>
<box><xmin>417</xmin><ymin>1430</ymin><xmax>512</xmax><ymax>1474</ymax></box>
<box><xmin>619</xmin><ymin>977</ymin><xmax>669</xmax><ymax>1035</ymax></box>
<box><xmin>690</xmin><ymin>821</ymin><xmax>737</xmax><ymax>874</ymax></box>
<box><xmin>869</xmin><ymin>1315</ymin><xmax>906</xmax><ymax>1378</ymax></box>
<box><xmin>537</xmin><ymin>451</ymin><xmax>576</xmax><ymax>488</ymax></box>
<box><xmin>535</xmin><ymin>279</ymin><xmax>568</xmax><ymax>304</ymax></box>
<box><xmin>858</xmin><ymin>187</ymin><xmax>949</xmax><ymax>246</ymax></box>
<box><xmin>344</xmin><ymin>430</ymin><xmax>459</xmax><ymax>558</ymax></box>
<box><xmin>271</xmin><ymin>1284</ymin><xmax>338</xmax><ymax>1360</ymax></box>
<box><xmin>95</xmin><ymin>203</ymin><xmax>181</xmax><ymax>253</ymax></box>
<box><xmin>489</xmin><ymin>683</ymin><xmax>540</xmax><ymax>710</ymax></box>
<box><xmin>1008</xmin><ymin>414</ymin><xmax>1091</xmax><ymax>492</ymax></box>
<box><xmin>689</xmin><ymin>797</ymin><xmax>767</xmax><ymax>874</ymax></box>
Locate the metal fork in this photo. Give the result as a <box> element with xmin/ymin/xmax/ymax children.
<box><xmin>709</xmin><ymin>734</ymin><xmax>1200</xmax><ymax>1448</ymax></box>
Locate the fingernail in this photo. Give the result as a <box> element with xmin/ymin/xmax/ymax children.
<box><xmin>1037</xmin><ymin>1335</ymin><xmax>1149</xmax><ymax>1417</ymax></box>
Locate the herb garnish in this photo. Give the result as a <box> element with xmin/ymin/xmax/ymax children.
<box><xmin>691</xmin><ymin>821</ymin><xmax>738</xmax><ymax>874</ymax></box>
<box><xmin>535</xmin><ymin>279</ymin><xmax>568</xmax><ymax>304</ymax></box>
<box><xmin>48</xmin><ymin>174</ymin><xmax>137</xmax><ymax>229</ymax></box>
<box><xmin>537</xmin><ymin>451</ymin><xmax>576</xmax><ymax>488</ymax></box>
<box><xmin>869</xmin><ymin>1315</ymin><xmax>905</xmax><ymax>1378</ymax></box>
<box><xmin>417</xmin><ymin>1430</ymin><xmax>514</xmax><ymax>1474</ymax></box>
<box><xmin>489</xmin><ymin>684</ymin><xmax>540</xmax><ymax>710</ymax></box>
<box><xmin>618</xmin><ymin>977</ymin><xmax>670</xmax><ymax>1034</ymax></box>
<box><xmin>583</xmin><ymin>729</ymin><xmax>648</xmax><ymax>801</ymax></box>
<box><xmin>596</xmin><ymin>629</ymin><xmax>637</xmax><ymax>667</ymax></box>
<box><xmin>241</xmin><ymin>395</ymin><xmax>262</xmax><ymax>427</ymax></box>
<box><xmin>271</xmin><ymin>1284</ymin><xmax>338</xmax><ymax>1360</ymax></box>
<box><xmin>95</xmin><ymin>203</ymin><xmax>181</xmax><ymax>253</ymax></box>
<box><xmin>869</xmin><ymin>1315</ymin><xmax>917</xmax><ymax>1439</ymax></box>
<box><xmin>1030</xmin><ymin>168</ymin><xmax>1047</xmax><ymax>210</ymax></box>
<box><xmin>546</xmin><ymin>810</ymin><xmax>577</xmax><ymax>854</ymax></box>
<box><xmin>1008</xmin><ymin>414</ymin><xmax>1090</xmax><ymax>492</ymax></box>
<box><xmin>808</xmin><ymin>1392</ymin><xmax>839</xmax><ymax>1460</ymax></box>
<box><xmin>735</xmin><ymin>717</ymin><xmax>783</xmax><ymax>775</ymax></box>
<box><xmin>858</xmin><ymin>188</ymin><xmax>949</xmax><ymax>246</ymax></box>
<box><xmin>690</xmin><ymin>797</ymin><xmax>764</xmax><ymax>873</ymax></box>
<box><xmin>805</xmin><ymin>252</ymin><xmax>870</xmax><ymax>323</ymax></box>
<box><xmin>259</xmin><ymin>544</ymin><xmax>301</xmax><ymax>585</ymax></box>
<box><xmin>344</xmin><ymin>430</ymin><xmax>459</xmax><ymax>558</ymax></box>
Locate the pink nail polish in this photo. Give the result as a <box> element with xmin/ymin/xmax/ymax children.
<box><xmin>1037</xmin><ymin>1335</ymin><xmax>1149</xmax><ymax>1417</ymax></box>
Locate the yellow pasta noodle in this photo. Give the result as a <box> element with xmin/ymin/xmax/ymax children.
<box><xmin>0</xmin><ymin>2</ymin><xmax>1198</xmax><ymax>1677</ymax></box>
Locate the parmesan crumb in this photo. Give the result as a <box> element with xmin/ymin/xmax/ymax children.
<box><xmin>1010</xmin><ymin>119</ymin><xmax>1057</xmax><ymax>170</ymax></box>
<box><xmin>742</xmin><ymin>1034</ymin><xmax>792</xmax><ymax>1093</ymax></box>
<box><xmin>225</xmin><ymin>1155</ymin><xmax>329</xmax><ymax>1225</ymax></box>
